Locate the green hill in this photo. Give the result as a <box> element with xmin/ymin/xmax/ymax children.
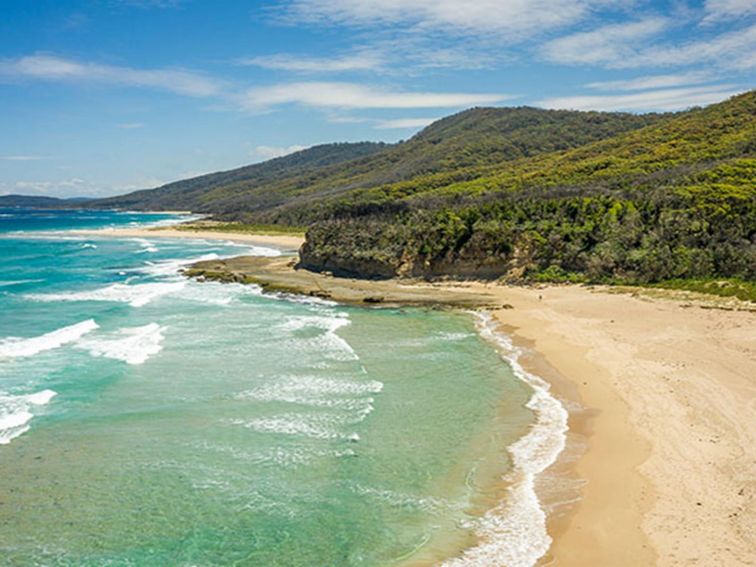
<box><xmin>92</xmin><ymin>92</ymin><xmax>755</xmax><ymax>284</ymax></box>
<box><xmin>93</xmin><ymin>142</ymin><xmax>389</xmax><ymax>212</ymax></box>
<box><xmin>92</xmin><ymin>107</ymin><xmax>660</xmax><ymax>217</ymax></box>
<box><xmin>0</xmin><ymin>195</ymin><xmax>93</xmax><ymax>208</ymax></box>
<box><xmin>299</xmin><ymin>91</ymin><xmax>755</xmax><ymax>283</ymax></box>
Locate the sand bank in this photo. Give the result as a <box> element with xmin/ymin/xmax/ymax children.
<box><xmin>187</xmin><ymin>254</ymin><xmax>755</xmax><ymax>566</ymax></box>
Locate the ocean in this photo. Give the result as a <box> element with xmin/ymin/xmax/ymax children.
<box><xmin>0</xmin><ymin>209</ymin><xmax>566</xmax><ymax>566</ymax></box>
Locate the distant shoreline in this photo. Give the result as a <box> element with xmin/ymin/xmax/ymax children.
<box><xmin>183</xmin><ymin>251</ymin><xmax>755</xmax><ymax>567</ymax></box>
<box><xmin>67</xmin><ymin>225</ymin><xmax>305</xmax><ymax>252</ymax></box>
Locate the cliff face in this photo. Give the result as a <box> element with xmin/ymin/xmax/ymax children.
<box><xmin>297</xmin><ymin>220</ymin><xmax>537</xmax><ymax>280</ymax></box>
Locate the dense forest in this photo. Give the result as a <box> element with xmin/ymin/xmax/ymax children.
<box><xmin>96</xmin><ymin>92</ymin><xmax>755</xmax><ymax>284</ymax></box>
<box><xmin>93</xmin><ymin>142</ymin><xmax>389</xmax><ymax>212</ymax></box>
<box><xmin>93</xmin><ymin>107</ymin><xmax>661</xmax><ymax>215</ymax></box>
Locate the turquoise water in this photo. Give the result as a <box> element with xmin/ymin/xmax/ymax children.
<box><xmin>0</xmin><ymin>209</ymin><xmax>540</xmax><ymax>566</ymax></box>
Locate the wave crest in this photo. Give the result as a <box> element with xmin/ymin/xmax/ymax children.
<box><xmin>0</xmin><ymin>389</ymin><xmax>57</xmax><ymax>445</ymax></box>
<box><xmin>0</xmin><ymin>319</ymin><xmax>98</xmax><ymax>359</ymax></box>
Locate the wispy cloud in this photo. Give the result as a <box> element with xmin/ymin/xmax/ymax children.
<box><xmin>541</xmin><ymin>18</ymin><xmax>670</xmax><ymax>66</ymax></box>
<box><xmin>0</xmin><ymin>155</ymin><xmax>46</xmax><ymax>161</ymax></box>
<box><xmin>374</xmin><ymin>117</ymin><xmax>437</xmax><ymax>129</ymax></box>
<box><xmin>116</xmin><ymin>122</ymin><xmax>145</xmax><ymax>129</ymax></box>
<box><xmin>279</xmin><ymin>0</ymin><xmax>613</xmax><ymax>40</ymax></box>
<box><xmin>537</xmin><ymin>85</ymin><xmax>743</xmax><ymax>112</ymax></box>
<box><xmin>585</xmin><ymin>71</ymin><xmax>713</xmax><ymax>91</ymax></box>
<box><xmin>241</xmin><ymin>81</ymin><xmax>511</xmax><ymax>110</ymax></box>
<box><xmin>0</xmin><ymin>54</ymin><xmax>511</xmax><ymax>118</ymax></box>
<box><xmin>639</xmin><ymin>23</ymin><xmax>756</xmax><ymax>70</ymax></box>
<box><xmin>10</xmin><ymin>177</ymin><xmax>92</xmax><ymax>196</ymax></box>
<box><xmin>251</xmin><ymin>145</ymin><xmax>310</xmax><ymax>160</ymax></box>
<box><xmin>542</xmin><ymin>20</ymin><xmax>756</xmax><ymax>70</ymax></box>
<box><xmin>0</xmin><ymin>55</ymin><xmax>223</xmax><ymax>97</ymax></box>
<box><xmin>702</xmin><ymin>0</ymin><xmax>756</xmax><ymax>23</ymax></box>
<box><xmin>238</xmin><ymin>52</ymin><xmax>384</xmax><ymax>72</ymax></box>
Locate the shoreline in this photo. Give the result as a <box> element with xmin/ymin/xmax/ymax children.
<box><xmin>66</xmin><ymin>226</ymin><xmax>305</xmax><ymax>252</ymax></box>
<box><xmin>439</xmin><ymin>312</ymin><xmax>570</xmax><ymax>567</ymax></box>
<box><xmin>184</xmin><ymin>252</ymin><xmax>756</xmax><ymax>566</ymax></box>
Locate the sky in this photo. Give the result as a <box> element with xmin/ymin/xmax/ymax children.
<box><xmin>0</xmin><ymin>0</ymin><xmax>754</xmax><ymax>198</ymax></box>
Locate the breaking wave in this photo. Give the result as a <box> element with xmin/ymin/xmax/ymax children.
<box><xmin>0</xmin><ymin>389</ymin><xmax>57</xmax><ymax>445</ymax></box>
<box><xmin>442</xmin><ymin>313</ymin><xmax>569</xmax><ymax>567</ymax></box>
<box><xmin>76</xmin><ymin>323</ymin><xmax>166</xmax><ymax>365</ymax></box>
<box><xmin>0</xmin><ymin>319</ymin><xmax>98</xmax><ymax>359</ymax></box>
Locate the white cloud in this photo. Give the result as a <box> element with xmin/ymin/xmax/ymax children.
<box><xmin>238</xmin><ymin>52</ymin><xmax>384</xmax><ymax>72</ymax></box>
<box><xmin>0</xmin><ymin>55</ymin><xmax>222</xmax><ymax>97</ymax></box>
<box><xmin>12</xmin><ymin>181</ymin><xmax>53</xmax><ymax>193</ymax></box>
<box><xmin>10</xmin><ymin>177</ymin><xmax>93</xmax><ymax>196</ymax></box>
<box><xmin>585</xmin><ymin>71</ymin><xmax>713</xmax><ymax>91</ymax></box>
<box><xmin>325</xmin><ymin>114</ymin><xmax>373</xmax><ymax>124</ymax></box>
<box><xmin>541</xmin><ymin>18</ymin><xmax>669</xmax><ymax>65</ymax></box>
<box><xmin>0</xmin><ymin>155</ymin><xmax>45</xmax><ymax>161</ymax></box>
<box><xmin>375</xmin><ymin>117</ymin><xmax>438</xmax><ymax>129</ymax></box>
<box><xmin>640</xmin><ymin>23</ymin><xmax>756</xmax><ymax>70</ymax></box>
<box><xmin>543</xmin><ymin>20</ymin><xmax>756</xmax><ymax>70</ymax></box>
<box><xmin>702</xmin><ymin>0</ymin><xmax>756</xmax><ymax>23</ymax></box>
<box><xmin>241</xmin><ymin>81</ymin><xmax>511</xmax><ymax>110</ymax></box>
<box><xmin>280</xmin><ymin>0</ymin><xmax>616</xmax><ymax>40</ymax></box>
<box><xmin>251</xmin><ymin>145</ymin><xmax>310</xmax><ymax>160</ymax></box>
<box><xmin>536</xmin><ymin>84</ymin><xmax>743</xmax><ymax>111</ymax></box>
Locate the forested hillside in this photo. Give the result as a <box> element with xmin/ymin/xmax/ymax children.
<box><xmin>0</xmin><ymin>195</ymin><xmax>92</xmax><ymax>208</ymax></box>
<box><xmin>299</xmin><ymin>92</ymin><xmax>755</xmax><ymax>283</ymax></box>
<box><xmin>92</xmin><ymin>142</ymin><xmax>389</xmax><ymax>212</ymax></box>
<box><xmin>91</xmin><ymin>107</ymin><xmax>660</xmax><ymax>216</ymax></box>
<box><xmin>93</xmin><ymin>92</ymin><xmax>755</xmax><ymax>284</ymax></box>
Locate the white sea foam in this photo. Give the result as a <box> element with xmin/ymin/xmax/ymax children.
<box><xmin>237</xmin><ymin>374</ymin><xmax>381</xmax><ymax>423</ymax></box>
<box><xmin>80</xmin><ymin>242</ymin><xmax>97</xmax><ymax>249</ymax></box>
<box><xmin>76</xmin><ymin>323</ymin><xmax>165</xmax><ymax>365</ymax></box>
<box><xmin>176</xmin><ymin>281</ymin><xmax>265</xmax><ymax>306</ymax></box>
<box><xmin>436</xmin><ymin>331</ymin><xmax>475</xmax><ymax>341</ymax></box>
<box><xmin>278</xmin><ymin>314</ymin><xmax>359</xmax><ymax>361</ymax></box>
<box><xmin>138</xmin><ymin>253</ymin><xmax>220</xmax><ymax>278</ymax></box>
<box><xmin>190</xmin><ymin>439</ymin><xmax>357</xmax><ymax>468</ymax></box>
<box><xmin>26</xmin><ymin>281</ymin><xmax>186</xmax><ymax>307</ymax></box>
<box><xmin>230</xmin><ymin>412</ymin><xmax>362</xmax><ymax>441</ymax></box>
<box><xmin>349</xmin><ymin>483</ymin><xmax>461</xmax><ymax>515</ymax></box>
<box><xmin>442</xmin><ymin>312</ymin><xmax>569</xmax><ymax>567</ymax></box>
<box><xmin>0</xmin><ymin>319</ymin><xmax>99</xmax><ymax>359</ymax></box>
<box><xmin>233</xmin><ymin>368</ymin><xmax>382</xmax><ymax>441</ymax></box>
<box><xmin>0</xmin><ymin>389</ymin><xmax>57</xmax><ymax>445</ymax></box>
<box><xmin>0</xmin><ymin>232</ymin><xmax>85</xmax><ymax>241</ymax></box>
<box><xmin>0</xmin><ymin>279</ymin><xmax>45</xmax><ymax>287</ymax></box>
<box><xmin>143</xmin><ymin>214</ymin><xmax>204</xmax><ymax>227</ymax></box>
<box><xmin>229</xmin><ymin>243</ymin><xmax>282</xmax><ymax>257</ymax></box>
<box><xmin>131</xmin><ymin>238</ymin><xmax>159</xmax><ymax>253</ymax></box>
<box><xmin>238</xmin><ymin>374</ymin><xmax>382</xmax><ymax>399</ymax></box>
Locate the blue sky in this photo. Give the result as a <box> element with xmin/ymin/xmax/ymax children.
<box><xmin>1</xmin><ymin>0</ymin><xmax>753</xmax><ymax>197</ymax></box>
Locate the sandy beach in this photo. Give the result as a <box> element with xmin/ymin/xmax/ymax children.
<box><xmin>490</xmin><ymin>286</ymin><xmax>755</xmax><ymax>567</ymax></box>
<box><xmin>185</xmin><ymin>254</ymin><xmax>756</xmax><ymax>566</ymax></box>
<box><xmin>69</xmin><ymin>226</ymin><xmax>306</xmax><ymax>251</ymax></box>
